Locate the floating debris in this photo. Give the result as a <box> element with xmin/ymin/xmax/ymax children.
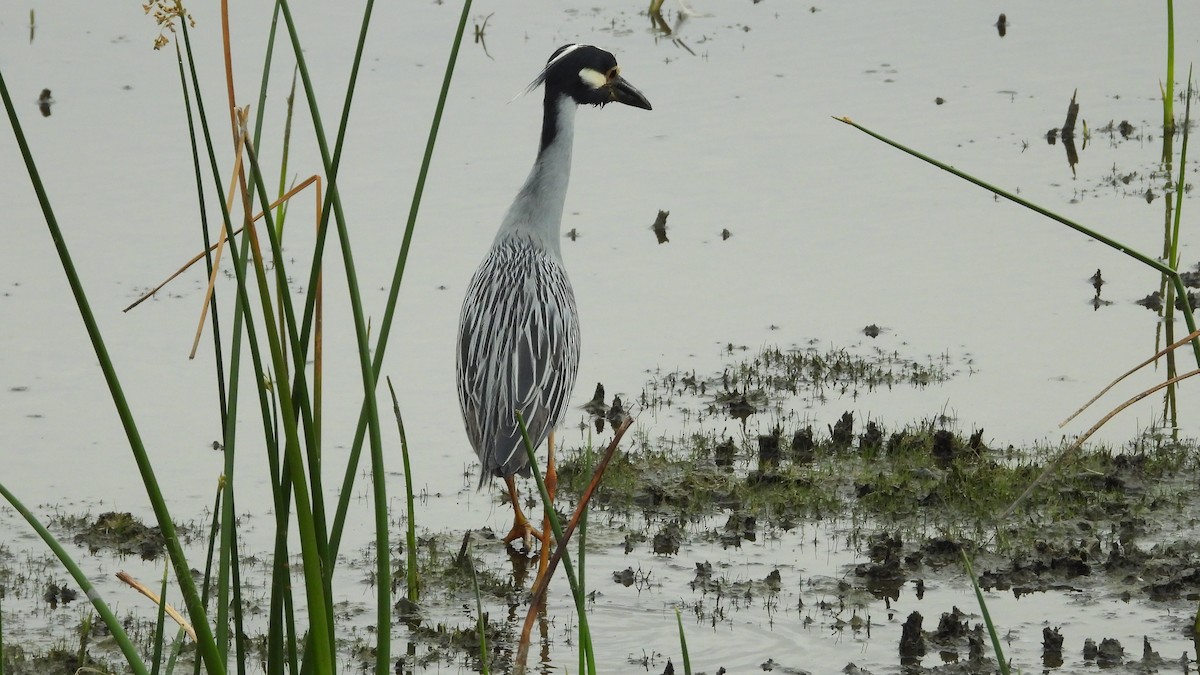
<box><xmin>38</xmin><ymin>88</ymin><xmax>54</xmax><ymax>117</ymax></box>
<box><xmin>1096</xmin><ymin>638</ymin><xmax>1124</xmax><ymax>668</ymax></box>
<box><xmin>714</xmin><ymin>437</ymin><xmax>737</xmax><ymax>468</ymax></box>
<box><xmin>1089</xmin><ymin>269</ymin><xmax>1110</xmax><ymax>310</ymax></box>
<box><xmin>899</xmin><ymin>612</ymin><xmax>925</xmax><ymax>661</ymax></box>
<box><xmin>790</xmin><ymin>427</ymin><xmax>814</xmax><ymax>463</ymax></box>
<box><xmin>652</xmin><ymin>522</ymin><xmax>682</xmax><ymax>555</ymax></box>
<box><xmin>580</xmin><ymin>382</ymin><xmax>608</xmax><ymax>415</ymax></box>
<box><xmin>606</xmin><ymin>395</ymin><xmax>628</xmax><ymax>430</ymax></box>
<box><xmin>724</xmin><ymin>391</ymin><xmax>756</xmax><ymax>424</ymax></box>
<box><xmin>651</xmin><ymin>209</ymin><xmax>669</xmax><ymax>244</ymax></box>
<box><xmin>1060</xmin><ymin>89</ymin><xmax>1080</xmax><ymax>141</ymax></box>
<box><xmin>42</xmin><ymin>582</ymin><xmax>77</xmax><ymax>610</ymax></box>
<box><xmin>1042</xmin><ymin>627</ymin><xmax>1064</xmax><ymax>668</ymax></box>
<box><xmin>1135</xmin><ymin>289</ymin><xmax>1198</xmax><ymax>312</ymax></box>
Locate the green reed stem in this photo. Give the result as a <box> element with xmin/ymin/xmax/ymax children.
<box><xmin>151</xmin><ymin>566</ymin><xmax>169</xmax><ymax>675</ymax></box>
<box><xmin>387</xmin><ymin>377</ymin><xmax>420</xmax><ymax>601</ymax></box>
<box><xmin>1169</xmin><ymin>70</ymin><xmax>1192</xmax><ymax>270</ymax></box>
<box><xmin>174</xmin><ymin>17</ymin><xmax>280</xmax><ymax>671</ymax></box>
<box><xmin>271</xmin><ymin>21</ymin><xmax>383</xmax><ymax>670</ymax></box>
<box><xmin>837</xmin><ymin>116</ymin><xmax>1200</xmax><ymax>368</ymax></box>
<box><xmin>327</xmin><ymin>0</ymin><xmax>472</xmax><ymax>563</ymax></box>
<box><xmin>0</xmin><ymin>61</ymin><xmax>225</xmax><ymax>675</ymax></box>
<box><xmin>674</xmin><ymin>608</ymin><xmax>693</xmax><ymax>675</ymax></box>
<box><xmin>0</xmin><ymin>483</ymin><xmax>148</xmax><ymax>675</ymax></box>
<box><xmin>962</xmin><ymin>551</ymin><xmax>1010</xmax><ymax>675</ymax></box>
<box><xmin>173</xmin><ymin>40</ymin><xmax>228</xmax><ymax>434</ymax></box>
<box><xmin>1164</xmin><ymin>0</ymin><xmax>1176</xmax><ymax>143</ymax></box>
<box><xmin>235</xmin><ymin>127</ymin><xmax>335</xmax><ymax>675</ymax></box>
<box><xmin>467</xmin><ymin>543</ymin><xmax>490</xmax><ymax>675</ymax></box>
<box><xmin>174</xmin><ymin>20</ymin><xmax>300</xmax><ymax>675</ymax></box>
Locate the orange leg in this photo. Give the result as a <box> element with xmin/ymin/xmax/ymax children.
<box><xmin>501</xmin><ymin>474</ymin><xmax>541</xmax><ymax>550</ymax></box>
<box><xmin>537</xmin><ymin>430</ymin><xmax>559</xmax><ymax>579</ymax></box>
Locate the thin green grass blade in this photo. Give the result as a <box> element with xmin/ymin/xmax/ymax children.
<box><xmin>467</xmin><ymin>543</ymin><xmax>490</xmax><ymax>675</ymax></box>
<box><xmin>194</xmin><ymin>481</ymin><xmax>222</xmax><ymax>675</ymax></box>
<box><xmin>165</xmin><ymin>627</ymin><xmax>187</xmax><ymax>675</ymax></box>
<box><xmin>577</xmin><ymin>444</ymin><xmax>594</xmax><ymax>675</ymax></box>
<box><xmin>1169</xmin><ymin>70</ymin><xmax>1192</xmax><ymax>267</ymax></box>
<box><xmin>151</xmin><ymin>565</ymin><xmax>169</xmax><ymax>675</ymax></box>
<box><xmin>0</xmin><ymin>483</ymin><xmax>149</xmax><ymax>675</ymax></box>
<box><xmin>674</xmin><ymin>608</ymin><xmax>692</xmax><ymax>675</ymax></box>
<box><xmin>961</xmin><ymin>551</ymin><xmax>1011</xmax><ymax>675</ymax></box>
<box><xmin>837</xmin><ymin>116</ymin><xmax>1200</xmax><ymax>367</ymax></box>
<box><xmin>1164</xmin><ymin>0</ymin><xmax>1175</xmax><ymax>144</ymax></box>
<box><xmin>231</xmin><ymin>532</ymin><xmax>248</xmax><ymax>675</ymax></box>
<box><xmin>386</xmin><ymin>377</ymin><xmax>420</xmax><ymax>602</ymax></box>
<box><xmin>173</xmin><ymin>39</ymin><xmax>228</xmax><ymax>433</ymax></box>
<box><xmin>251</xmin><ymin>0</ymin><xmax>283</xmax><ymax>177</ymax></box>
<box><xmin>217</xmin><ymin>415</ymin><xmax>238</xmax><ymax>664</ymax></box>
<box><xmin>1</xmin><ymin>580</ymin><xmax>5</xmax><ymax>675</ymax></box>
<box><xmin>274</xmin><ymin>68</ymin><xmax>300</xmax><ymax>240</ymax></box>
<box><xmin>515</xmin><ymin>413</ymin><xmax>596</xmax><ymax>674</ymax></box>
<box><xmin>0</xmin><ymin>60</ymin><xmax>224</xmax><ymax>675</ymax></box>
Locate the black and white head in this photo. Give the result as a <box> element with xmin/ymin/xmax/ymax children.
<box><xmin>526</xmin><ymin>44</ymin><xmax>652</xmax><ymax>111</ymax></box>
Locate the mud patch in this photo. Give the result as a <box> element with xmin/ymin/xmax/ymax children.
<box><xmin>71</xmin><ymin>511</ymin><xmax>166</xmax><ymax>559</ymax></box>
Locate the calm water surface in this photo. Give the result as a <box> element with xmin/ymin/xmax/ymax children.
<box><xmin>2</xmin><ymin>1</ymin><xmax>1200</xmax><ymax>672</ymax></box>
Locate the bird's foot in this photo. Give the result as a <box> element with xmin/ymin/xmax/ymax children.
<box><xmin>501</xmin><ymin>518</ymin><xmax>543</xmax><ymax>554</ymax></box>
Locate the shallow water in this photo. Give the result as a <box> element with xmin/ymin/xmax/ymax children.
<box><xmin>3</xmin><ymin>1</ymin><xmax>1200</xmax><ymax>673</ymax></box>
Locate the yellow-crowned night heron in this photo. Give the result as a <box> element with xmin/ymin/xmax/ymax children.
<box><xmin>456</xmin><ymin>45</ymin><xmax>651</xmax><ymax>567</ymax></box>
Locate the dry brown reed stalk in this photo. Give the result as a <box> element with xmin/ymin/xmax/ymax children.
<box><xmin>115</xmin><ymin>570</ymin><xmax>197</xmax><ymax>642</ymax></box>
<box><xmin>1004</xmin><ymin>366</ymin><xmax>1200</xmax><ymax>519</ymax></box>
<box><xmin>514</xmin><ymin>417</ymin><xmax>634</xmax><ymax>674</ymax></box>
<box><xmin>1059</xmin><ymin>328</ymin><xmax>1200</xmax><ymax>428</ymax></box>
<box><xmin>122</xmin><ymin>176</ymin><xmax>320</xmax><ymax>314</ymax></box>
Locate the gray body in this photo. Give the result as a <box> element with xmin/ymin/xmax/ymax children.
<box><xmin>457</xmin><ymin>97</ymin><xmax>582</xmax><ymax>485</ymax></box>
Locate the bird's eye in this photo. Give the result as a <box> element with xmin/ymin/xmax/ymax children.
<box><xmin>606</xmin><ymin>66</ymin><xmax>620</xmax><ymax>81</ymax></box>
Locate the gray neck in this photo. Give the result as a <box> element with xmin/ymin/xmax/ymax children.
<box><xmin>494</xmin><ymin>94</ymin><xmax>577</xmax><ymax>257</ymax></box>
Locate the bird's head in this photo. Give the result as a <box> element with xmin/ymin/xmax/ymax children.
<box><xmin>526</xmin><ymin>44</ymin><xmax>652</xmax><ymax>111</ymax></box>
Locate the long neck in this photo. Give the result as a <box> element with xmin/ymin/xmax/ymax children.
<box><xmin>494</xmin><ymin>93</ymin><xmax>577</xmax><ymax>258</ymax></box>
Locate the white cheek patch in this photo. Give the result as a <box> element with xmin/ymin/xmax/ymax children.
<box><xmin>578</xmin><ymin>67</ymin><xmax>607</xmax><ymax>90</ymax></box>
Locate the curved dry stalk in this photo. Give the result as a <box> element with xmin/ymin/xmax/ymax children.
<box><xmin>1060</xmin><ymin>328</ymin><xmax>1200</xmax><ymax>427</ymax></box>
<box><xmin>1004</xmin><ymin>367</ymin><xmax>1200</xmax><ymax>519</ymax></box>
<box><xmin>514</xmin><ymin>417</ymin><xmax>632</xmax><ymax>674</ymax></box>
<box><xmin>115</xmin><ymin>570</ymin><xmax>197</xmax><ymax>643</ymax></box>
<box><xmin>123</xmin><ymin>175</ymin><xmax>319</xmax><ymax>314</ymax></box>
